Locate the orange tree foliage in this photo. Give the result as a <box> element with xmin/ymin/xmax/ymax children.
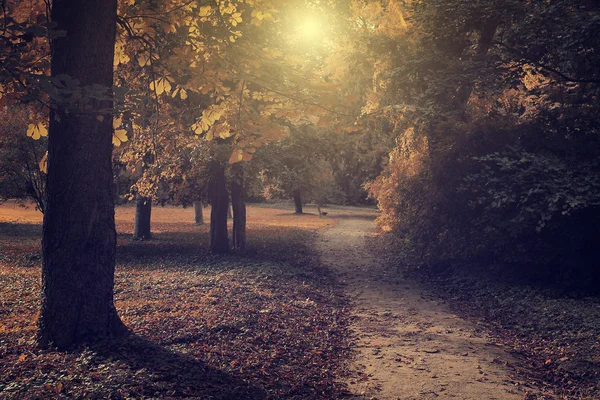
<box><xmin>106</xmin><ymin>0</ymin><xmax>366</xmax><ymax>201</ymax></box>
<box><xmin>350</xmin><ymin>0</ymin><xmax>600</xmax><ymax>286</ymax></box>
<box><xmin>1</xmin><ymin>0</ymin><xmax>364</xmax><ymax>184</ymax></box>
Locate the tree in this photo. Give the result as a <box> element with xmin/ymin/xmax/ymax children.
<box><xmin>257</xmin><ymin>125</ymin><xmax>343</xmax><ymax>212</ymax></box>
<box><xmin>354</xmin><ymin>0</ymin><xmax>600</xmax><ymax>284</ymax></box>
<box><xmin>209</xmin><ymin>146</ymin><xmax>230</xmax><ymax>254</ymax></box>
<box><xmin>231</xmin><ymin>162</ymin><xmax>246</xmax><ymax>249</ymax></box>
<box><xmin>38</xmin><ymin>0</ymin><xmax>126</xmax><ymax>349</ymax></box>
<box><xmin>193</xmin><ymin>200</ymin><xmax>205</xmax><ymax>225</ymax></box>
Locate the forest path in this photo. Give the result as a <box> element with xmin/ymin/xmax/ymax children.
<box><xmin>318</xmin><ymin>217</ymin><xmax>531</xmax><ymax>400</ymax></box>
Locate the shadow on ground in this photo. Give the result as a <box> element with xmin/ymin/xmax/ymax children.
<box><xmin>86</xmin><ymin>334</ymin><xmax>267</xmax><ymax>399</ymax></box>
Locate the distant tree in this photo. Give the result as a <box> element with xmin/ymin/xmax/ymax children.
<box><xmin>0</xmin><ymin>106</ymin><xmax>47</xmax><ymax>212</ymax></box>
<box><xmin>257</xmin><ymin>125</ymin><xmax>343</xmax><ymax>213</ymax></box>
<box><xmin>209</xmin><ymin>144</ymin><xmax>230</xmax><ymax>253</ymax></box>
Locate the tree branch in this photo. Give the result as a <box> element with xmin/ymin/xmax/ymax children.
<box><xmin>492</xmin><ymin>40</ymin><xmax>600</xmax><ymax>84</ymax></box>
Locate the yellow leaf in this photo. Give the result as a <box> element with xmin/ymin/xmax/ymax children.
<box><xmin>156</xmin><ymin>79</ymin><xmax>165</xmax><ymax>95</ymax></box>
<box><xmin>112</xmin><ymin>117</ymin><xmax>122</xmax><ymax>129</ymax></box>
<box><xmin>191</xmin><ymin>122</ymin><xmax>202</xmax><ymax>134</ymax></box>
<box><xmin>180</xmin><ymin>88</ymin><xmax>188</xmax><ymax>100</ymax></box>
<box><xmin>163</xmin><ymin>79</ymin><xmax>172</xmax><ymax>94</ymax></box>
<box><xmin>26</xmin><ymin>122</ymin><xmax>47</xmax><ymax>140</ymax></box>
<box><xmin>228</xmin><ymin>149</ymin><xmax>244</xmax><ymax>164</ymax></box>
<box><xmin>201</xmin><ymin>119</ymin><xmax>209</xmax><ymax>132</ymax></box>
<box><xmin>113</xmin><ymin>129</ymin><xmax>128</xmax><ymax>147</ymax></box>
<box><xmin>138</xmin><ymin>53</ymin><xmax>150</xmax><ymax>67</ymax></box>
<box><xmin>39</xmin><ymin>152</ymin><xmax>48</xmax><ymax>173</ymax></box>
<box><xmin>199</xmin><ymin>6</ymin><xmax>212</xmax><ymax>17</ymax></box>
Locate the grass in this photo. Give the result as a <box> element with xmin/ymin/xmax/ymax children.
<box><xmin>0</xmin><ymin>202</ymin><xmax>352</xmax><ymax>399</ymax></box>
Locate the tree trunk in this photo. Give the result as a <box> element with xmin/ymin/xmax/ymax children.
<box><xmin>293</xmin><ymin>189</ymin><xmax>303</xmax><ymax>214</ymax></box>
<box><xmin>455</xmin><ymin>19</ymin><xmax>498</xmax><ymax>116</ymax></box>
<box><xmin>38</xmin><ymin>0</ymin><xmax>126</xmax><ymax>349</ymax></box>
<box><xmin>209</xmin><ymin>160</ymin><xmax>229</xmax><ymax>253</ymax></box>
<box><xmin>193</xmin><ymin>200</ymin><xmax>204</xmax><ymax>225</ymax></box>
<box><xmin>227</xmin><ymin>204</ymin><xmax>233</xmax><ymax>219</ymax></box>
<box><xmin>231</xmin><ymin>164</ymin><xmax>246</xmax><ymax>250</ymax></box>
<box><xmin>133</xmin><ymin>195</ymin><xmax>152</xmax><ymax>240</ymax></box>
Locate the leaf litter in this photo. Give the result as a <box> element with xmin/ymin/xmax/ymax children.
<box><xmin>0</xmin><ymin>205</ymin><xmax>353</xmax><ymax>399</ymax></box>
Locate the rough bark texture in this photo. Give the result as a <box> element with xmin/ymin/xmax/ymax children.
<box><xmin>133</xmin><ymin>196</ymin><xmax>152</xmax><ymax>240</ymax></box>
<box><xmin>231</xmin><ymin>164</ymin><xmax>246</xmax><ymax>250</ymax></box>
<box><xmin>193</xmin><ymin>201</ymin><xmax>204</xmax><ymax>225</ymax></box>
<box><xmin>38</xmin><ymin>0</ymin><xmax>126</xmax><ymax>349</ymax></box>
<box><xmin>209</xmin><ymin>160</ymin><xmax>229</xmax><ymax>253</ymax></box>
<box><xmin>293</xmin><ymin>190</ymin><xmax>303</xmax><ymax>214</ymax></box>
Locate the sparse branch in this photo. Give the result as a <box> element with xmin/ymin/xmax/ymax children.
<box><xmin>492</xmin><ymin>40</ymin><xmax>600</xmax><ymax>84</ymax></box>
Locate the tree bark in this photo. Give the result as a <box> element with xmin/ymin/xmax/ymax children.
<box><xmin>231</xmin><ymin>164</ymin><xmax>246</xmax><ymax>250</ymax></box>
<box><xmin>38</xmin><ymin>0</ymin><xmax>126</xmax><ymax>349</ymax></box>
<box><xmin>193</xmin><ymin>200</ymin><xmax>204</xmax><ymax>225</ymax></box>
<box><xmin>209</xmin><ymin>160</ymin><xmax>229</xmax><ymax>253</ymax></box>
<box><xmin>133</xmin><ymin>195</ymin><xmax>152</xmax><ymax>240</ymax></box>
<box><xmin>293</xmin><ymin>189</ymin><xmax>303</xmax><ymax>214</ymax></box>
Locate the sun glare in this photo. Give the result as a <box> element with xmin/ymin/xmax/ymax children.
<box><xmin>296</xmin><ymin>14</ymin><xmax>323</xmax><ymax>43</ymax></box>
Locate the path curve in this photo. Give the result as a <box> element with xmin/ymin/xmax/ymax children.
<box><xmin>318</xmin><ymin>217</ymin><xmax>531</xmax><ymax>400</ymax></box>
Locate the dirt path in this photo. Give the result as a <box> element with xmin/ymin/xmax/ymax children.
<box><xmin>318</xmin><ymin>217</ymin><xmax>534</xmax><ymax>400</ymax></box>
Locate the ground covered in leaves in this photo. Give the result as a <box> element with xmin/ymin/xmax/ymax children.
<box><xmin>372</xmin><ymin>236</ymin><xmax>600</xmax><ymax>400</ymax></box>
<box><xmin>0</xmin><ymin>203</ymin><xmax>353</xmax><ymax>399</ymax></box>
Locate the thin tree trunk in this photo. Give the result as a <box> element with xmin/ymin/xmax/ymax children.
<box><xmin>39</xmin><ymin>0</ymin><xmax>126</xmax><ymax>349</ymax></box>
<box><xmin>133</xmin><ymin>195</ymin><xmax>152</xmax><ymax>240</ymax></box>
<box><xmin>227</xmin><ymin>204</ymin><xmax>233</xmax><ymax>219</ymax></box>
<box><xmin>209</xmin><ymin>160</ymin><xmax>229</xmax><ymax>253</ymax></box>
<box><xmin>231</xmin><ymin>164</ymin><xmax>246</xmax><ymax>250</ymax></box>
<box><xmin>193</xmin><ymin>200</ymin><xmax>204</xmax><ymax>225</ymax></box>
<box><xmin>455</xmin><ymin>19</ymin><xmax>498</xmax><ymax>116</ymax></box>
<box><xmin>293</xmin><ymin>189</ymin><xmax>303</xmax><ymax>214</ymax></box>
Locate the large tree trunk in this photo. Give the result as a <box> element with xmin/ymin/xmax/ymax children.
<box><xmin>209</xmin><ymin>160</ymin><xmax>229</xmax><ymax>253</ymax></box>
<box><xmin>38</xmin><ymin>0</ymin><xmax>126</xmax><ymax>349</ymax></box>
<box><xmin>231</xmin><ymin>164</ymin><xmax>246</xmax><ymax>250</ymax></box>
<box><xmin>133</xmin><ymin>195</ymin><xmax>152</xmax><ymax>240</ymax></box>
<box><xmin>193</xmin><ymin>200</ymin><xmax>204</xmax><ymax>225</ymax></box>
<box><xmin>293</xmin><ymin>189</ymin><xmax>303</xmax><ymax>214</ymax></box>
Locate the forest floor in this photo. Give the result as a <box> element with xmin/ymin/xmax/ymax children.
<box><xmin>1</xmin><ymin>202</ymin><xmax>599</xmax><ymax>399</ymax></box>
<box><xmin>0</xmin><ymin>202</ymin><xmax>351</xmax><ymax>399</ymax></box>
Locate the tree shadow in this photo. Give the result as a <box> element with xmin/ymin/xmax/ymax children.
<box><xmin>0</xmin><ymin>222</ymin><xmax>42</xmax><ymax>238</ymax></box>
<box><xmin>273</xmin><ymin>212</ymin><xmax>318</xmax><ymax>217</ymax></box>
<box><xmin>330</xmin><ymin>214</ymin><xmax>377</xmax><ymax>221</ymax></box>
<box><xmin>88</xmin><ymin>333</ymin><xmax>267</xmax><ymax>399</ymax></box>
